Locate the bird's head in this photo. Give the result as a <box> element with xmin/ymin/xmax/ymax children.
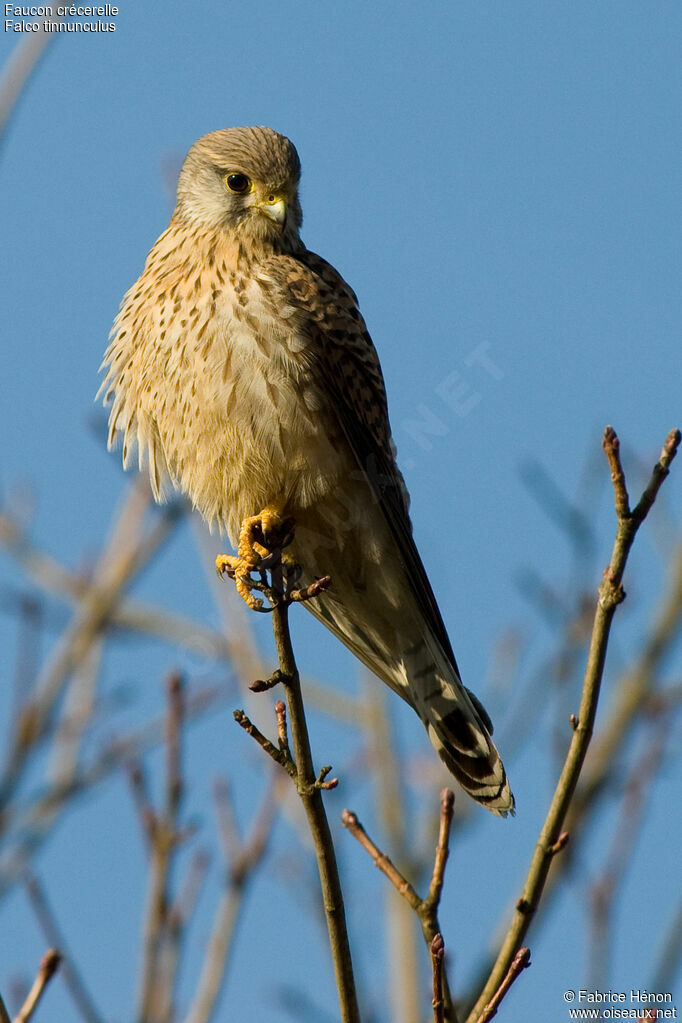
<box><xmin>174</xmin><ymin>126</ymin><xmax>303</xmax><ymax>250</ymax></box>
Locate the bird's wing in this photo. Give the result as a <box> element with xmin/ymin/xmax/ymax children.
<box><xmin>267</xmin><ymin>249</ymin><xmax>461</xmax><ymax>677</ymax></box>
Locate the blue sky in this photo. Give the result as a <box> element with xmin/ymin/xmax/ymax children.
<box><xmin>1</xmin><ymin>3</ymin><xmax>681</xmax><ymax>1021</ymax></box>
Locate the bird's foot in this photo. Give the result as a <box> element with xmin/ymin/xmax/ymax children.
<box><xmin>215</xmin><ymin>509</ymin><xmax>298</xmax><ymax>611</ymax></box>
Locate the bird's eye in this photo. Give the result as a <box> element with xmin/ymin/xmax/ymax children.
<box><xmin>225</xmin><ymin>173</ymin><xmax>250</xmax><ymax>193</ymax></box>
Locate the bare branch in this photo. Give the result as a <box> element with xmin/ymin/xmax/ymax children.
<box><xmin>13</xmin><ymin>949</ymin><xmax>61</xmax><ymax>1023</ymax></box>
<box><xmin>221</xmin><ymin>517</ymin><xmax>360</xmax><ymax>1023</ymax></box>
<box><xmin>363</xmin><ymin>677</ymin><xmax>422</xmax><ymax>1023</ymax></box>
<box><xmin>466</xmin><ymin>426</ymin><xmax>680</xmax><ymax>1023</ymax></box>
<box><xmin>341</xmin><ymin>809</ymin><xmax>422</xmax><ymax>913</ymax></box>
<box><xmin>361</xmin><ymin>679</ymin><xmax>421</xmax><ymax>1023</ymax></box>
<box><xmin>649</xmin><ymin>896</ymin><xmax>682</xmax><ymax>996</ymax></box>
<box><xmin>127</xmin><ymin>759</ymin><xmax>158</xmax><ymax>848</ymax></box>
<box><xmin>0</xmin><ymin>482</ymin><xmax>182</xmax><ymax>814</ymax></box>
<box><xmin>466</xmin><ymin>527</ymin><xmax>682</xmax><ymax>1004</ymax></box>
<box><xmin>165</xmin><ymin>673</ymin><xmax>184</xmax><ymax>819</ymax></box>
<box><xmin>602</xmin><ymin>426</ymin><xmax>630</xmax><ymax>519</ymax></box>
<box><xmin>168</xmin><ymin>850</ymin><xmax>210</xmax><ymax>933</ymax></box>
<box><xmin>0</xmin><ymin>680</ymin><xmax>231</xmax><ymax>900</ymax></box>
<box><xmin>233</xmin><ymin>708</ymin><xmax>293</xmax><ymax>774</ymax></box>
<box><xmin>476</xmin><ymin>948</ymin><xmax>531</xmax><ymax>1023</ymax></box>
<box><xmin>136</xmin><ymin>674</ymin><xmax>188</xmax><ymax>1023</ymax></box>
<box><xmin>342</xmin><ymin>791</ymin><xmax>458</xmax><ymax>1022</ymax></box>
<box><xmin>632</xmin><ymin>428</ymin><xmax>681</xmax><ymax>524</ymax></box>
<box><xmin>430</xmin><ymin>933</ymin><xmax>445</xmax><ymax>1023</ymax></box>
<box><xmin>271</xmin><ymin>600</ymin><xmax>359</xmax><ymax>1022</ymax></box>
<box><xmin>572</xmin><ymin>543</ymin><xmax>682</xmax><ymax>819</ymax></box>
<box><xmin>183</xmin><ymin>775</ymin><xmax>283</xmax><ymax>1023</ymax></box>
<box><xmin>586</xmin><ymin>721</ymin><xmax>668</xmax><ymax>989</ymax></box>
<box><xmin>0</xmin><ymin>21</ymin><xmax>61</xmax><ymax>143</ymax></box>
<box><xmin>470</xmin><ymin>538</ymin><xmax>682</xmax><ymax>993</ymax></box>
<box><xmin>0</xmin><ymin>507</ymin><xmax>242</xmax><ymax>662</ymax></box>
<box><xmin>212</xmin><ymin>779</ymin><xmax>241</xmax><ymax>864</ymax></box>
<box><xmin>426</xmin><ymin>790</ymin><xmax>455</xmax><ymax>910</ymax></box>
<box><xmin>23</xmin><ymin>874</ymin><xmax>103</xmax><ymax>1023</ymax></box>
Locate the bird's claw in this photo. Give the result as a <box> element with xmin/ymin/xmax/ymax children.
<box><xmin>215</xmin><ymin>553</ymin><xmax>265</xmax><ymax>611</ymax></box>
<box><xmin>215</xmin><ymin>509</ymin><xmax>300</xmax><ymax>612</ymax></box>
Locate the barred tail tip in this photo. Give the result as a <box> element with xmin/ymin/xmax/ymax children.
<box><xmin>426</xmin><ymin>708</ymin><xmax>515</xmax><ymax>818</ymax></box>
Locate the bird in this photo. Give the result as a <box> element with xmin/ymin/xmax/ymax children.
<box><xmin>99</xmin><ymin>126</ymin><xmax>514</xmax><ymax>816</ymax></box>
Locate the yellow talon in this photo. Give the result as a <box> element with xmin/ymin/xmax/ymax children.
<box><xmin>215</xmin><ymin>553</ymin><xmax>238</xmax><ymax>577</ymax></box>
<box><xmin>215</xmin><ymin>508</ymin><xmax>295</xmax><ymax>611</ymax></box>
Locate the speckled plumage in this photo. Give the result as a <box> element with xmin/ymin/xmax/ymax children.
<box><xmin>99</xmin><ymin>126</ymin><xmax>514</xmax><ymax>815</ymax></box>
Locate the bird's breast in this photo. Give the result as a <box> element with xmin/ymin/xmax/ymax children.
<box><xmin>128</xmin><ymin>274</ymin><xmax>349</xmax><ymax>541</ymax></box>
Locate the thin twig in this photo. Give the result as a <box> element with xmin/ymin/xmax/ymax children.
<box><xmin>466</xmin><ymin>426</ymin><xmax>680</xmax><ymax>1023</ymax></box>
<box><xmin>426</xmin><ymin>790</ymin><xmax>455</xmax><ymax>910</ymax></box>
<box><xmin>342</xmin><ymin>809</ymin><xmax>421</xmax><ymax>910</ymax></box>
<box><xmin>363</xmin><ymin>677</ymin><xmax>422</xmax><ymax>1023</ymax></box>
<box><xmin>168</xmin><ymin>850</ymin><xmax>210</xmax><ymax>934</ymax></box>
<box><xmin>271</xmin><ymin>598</ymin><xmax>360</xmax><ymax>1023</ymax></box>
<box><xmin>649</xmin><ymin>896</ymin><xmax>682</xmax><ymax>996</ymax></box>
<box><xmin>343</xmin><ymin>788</ymin><xmax>455</xmax><ymax>947</ymax></box>
<box><xmin>0</xmin><ymin>483</ymin><xmax>181</xmax><ymax>813</ymax></box>
<box><xmin>476</xmin><ymin>948</ymin><xmax>531</xmax><ymax>1023</ymax></box>
<box><xmin>431</xmin><ymin>933</ymin><xmax>445</xmax><ymax>1023</ymax></box>
<box><xmin>8</xmin><ymin>594</ymin><xmax>44</xmax><ymax>739</ymax></box>
<box><xmin>586</xmin><ymin>721</ymin><xmax>668</xmax><ymax>989</ymax></box>
<box><xmin>127</xmin><ymin>759</ymin><xmax>157</xmax><ymax>847</ymax></box>
<box><xmin>602</xmin><ymin>426</ymin><xmax>630</xmax><ymax>519</ymax></box>
<box><xmin>136</xmin><ymin>673</ymin><xmax>187</xmax><ymax>1023</ymax></box>
<box><xmin>571</xmin><ymin>543</ymin><xmax>682</xmax><ymax>820</ymax></box>
<box><xmin>213</xmin><ymin>778</ymin><xmax>241</xmax><ymax>863</ymax></box>
<box><xmin>23</xmin><ymin>874</ymin><xmax>103</xmax><ymax>1023</ymax></box>
<box><xmin>13</xmin><ymin>949</ymin><xmax>61</xmax><ymax>1023</ymax></box>
<box><xmin>0</xmin><ymin>680</ymin><xmax>230</xmax><ymax>901</ymax></box>
<box><xmin>233</xmin><ymin>709</ymin><xmax>292</xmax><ymax>774</ymax></box>
<box><xmin>183</xmin><ymin>774</ymin><xmax>283</xmax><ymax>1023</ymax></box>
<box><xmin>0</xmin><ymin>20</ymin><xmax>62</xmax><ymax>143</ymax></box>
<box><xmin>0</xmin><ymin>508</ymin><xmax>239</xmax><ymax>661</ymax></box>
<box><xmin>468</xmin><ymin>541</ymin><xmax>682</xmax><ymax>1008</ymax></box>
<box><xmin>342</xmin><ymin>790</ymin><xmax>458</xmax><ymax>1021</ymax></box>
<box><xmin>223</xmin><ymin>520</ymin><xmax>360</xmax><ymax>1023</ymax></box>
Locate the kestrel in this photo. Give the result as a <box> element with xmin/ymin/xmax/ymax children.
<box><xmin>99</xmin><ymin>126</ymin><xmax>514</xmax><ymax>816</ymax></box>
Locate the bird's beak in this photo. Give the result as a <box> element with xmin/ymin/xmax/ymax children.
<box><xmin>257</xmin><ymin>195</ymin><xmax>287</xmax><ymax>224</ymax></box>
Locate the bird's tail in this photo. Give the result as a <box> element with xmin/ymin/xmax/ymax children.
<box><xmin>302</xmin><ymin>579</ymin><xmax>514</xmax><ymax>815</ymax></box>
<box><xmin>403</xmin><ymin>640</ymin><xmax>515</xmax><ymax>817</ymax></box>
